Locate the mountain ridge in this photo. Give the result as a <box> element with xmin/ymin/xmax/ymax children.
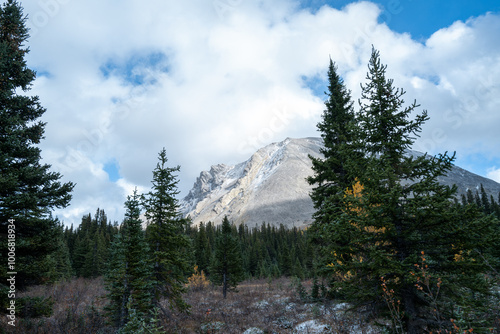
<box><xmin>180</xmin><ymin>137</ymin><xmax>500</xmax><ymax>227</ymax></box>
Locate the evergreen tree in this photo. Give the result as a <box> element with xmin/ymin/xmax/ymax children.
<box><xmin>308</xmin><ymin>59</ymin><xmax>359</xmax><ymax>214</ymax></box>
<box><xmin>466</xmin><ymin>189</ymin><xmax>475</xmax><ymax>205</ymax></box>
<box><xmin>206</xmin><ymin>221</ymin><xmax>215</xmax><ymax>250</ymax></box>
<box><xmin>82</xmin><ymin>227</ymin><xmax>107</xmax><ymax>278</ymax></box>
<box><xmin>209</xmin><ymin>216</ymin><xmax>244</xmax><ymax>298</ymax></box>
<box><xmin>312</xmin><ymin>48</ymin><xmax>499</xmax><ymax>333</ymax></box>
<box><xmin>43</xmin><ymin>218</ymin><xmax>73</xmax><ymax>282</ymax></box>
<box><xmin>188</xmin><ymin>220</ymin><xmax>313</xmax><ymax>279</ymax></box>
<box><xmin>480</xmin><ymin>184</ymin><xmax>491</xmax><ymax>214</ymax></box>
<box><xmin>68</xmin><ymin>210</ymin><xmax>118</xmax><ymax>277</ymax></box>
<box><xmin>0</xmin><ymin>0</ymin><xmax>74</xmax><ymax>290</ymax></box>
<box><xmin>307</xmin><ymin>59</ymin><xmax>360</xmax><ymax>280</ymax></box>
<box><xmin>105</xmin><ymin>233</ymin><xmax>128</xmax><ymax>328</ymax></box>
<box><xmin>194</xmin><ymin>222</ymin><xmax>210</xmax><ymax>273</ymax></box>
<box><xmin>105</xmin><ymin>189</ymin><xmax>154</xmax><ymax>329</ymax></box>
<box><xmin>143</xmin><ymin>148</ymin><xmax>191</xmax><ymax>312</ymax></box>
<box><xmin>71</xmin><ymin>232</ymin><xmax>89</xmax><ymax>277</ymax></box>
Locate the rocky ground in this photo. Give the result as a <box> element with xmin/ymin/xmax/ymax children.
<box><xmin>168</xmin><ymin>277</ymin><xmax>380</xmax><ymax>333</ymax></box>
<box><xmin>5</xmin><ymin>277</ymin><xmax>382</xmax><ymax>333</ymax></box>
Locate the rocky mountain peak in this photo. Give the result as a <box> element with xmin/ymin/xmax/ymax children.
<box><xmin>180</xmin><ymin>137</ymin><xmax>500</xmax><ymax>227</ymax></box>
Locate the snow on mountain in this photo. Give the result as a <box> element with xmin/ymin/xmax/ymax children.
<box><xmin>179</xmin><ymin>137</ymin><xmax>500</xmax><ymax>227</ymax></box>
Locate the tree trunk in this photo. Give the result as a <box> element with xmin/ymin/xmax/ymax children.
<box><xmin>402</xmin><ymin>285</ymin><xmax>421</xmax><ymax>334</ymax></box>
<box><xmin>120</xmin><ymin>261</ymin><xmax>129</xmax><ymax>328</ymax></box>
<box><xmin>223</xmin><ymin>272</ymin><xmax>227</xmax><ymax>299</ymax></box>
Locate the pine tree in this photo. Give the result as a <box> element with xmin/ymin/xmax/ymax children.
<box><xmin>307</xmin><ymin>59</ymin><xmax>360</xmax><ymax>280</ymax></box>
<box><xmin>312</xmin><ymin>47</ymin><xmax>499</xmax><ymax>333</ymax></box>
<box><xmin>194</xmin><ymin>222</ymin><xmax>210</xmax><ymax>273</ymax></box>
<box><xmin>43</xmin><ymin>218</ymin><xmax>73</xmax><ymax>282</ymax></box>
<box><xmin>71</xmin><ymin>232</ymin><xmax>89</xmax><ymax>277</ymax></box>
<box><xmin>0</xmin><ymin>0</ymin><xmax>74</xmax><ymax>290</ymax></box>
<box><xmin>143</xmin><ymin>148</ymin><xmax>192</xmax><ymax>312</ymax></box>
<box><xmin>105</xmin><ymin>189</ymin><xmax>154</xmax><ymax>329</ymax></box>
<box><xmin>308</xmin><ymin>59</ymin><xmax>359</xmax><ymax>214</ymax></box>
<box><xmin>82</xmin><ymin>228</ymin><xmax>107</xmax><ymax>278</ymax></box>
<box><xmin>68</xmin><ymin>210</ymin><xmax>117</xmax><ymax>277</ymax></box>
<box><xmin>209</xmin><ymin>216</ymin><xmax>244</xmax><ymax>298</ymax></box>
<box><xmin>77</xmin><ymin>209</ymin><xmax>109</xmax><ymax>278</ymax></box>
<box><xmin>480</xmin><ymin>184</ymin><xmax>491</xmax><ymax>214</ymax></box>
<box><xmin>105</xmin><ymin>232</ymin><xmax>128</xmax><ymax>329</ymax></box>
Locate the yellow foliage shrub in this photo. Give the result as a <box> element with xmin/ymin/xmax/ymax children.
<box><xmin>187</xmin><ymin>266</ymin><xmax>210</xmax><ymax>291</ymax></box>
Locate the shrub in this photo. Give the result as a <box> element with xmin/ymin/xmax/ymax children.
<box><xmin>187</xmin><ymin>265</ymin><xmax>210</xmax><ymax>291</ymax></box>
<box><xmin>17</xmin><ymin>296</ymin><xmax>54</xmax><ymax>318</ymax></box>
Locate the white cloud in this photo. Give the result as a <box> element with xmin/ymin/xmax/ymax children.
<box><xmin>19</xmin><ymin>1</ymin><xmax>500</xmax><ymax>225</ymax></box>
<box><xmin>487</xmin><ymin>168</ymin><xmax>500</xmax><ymax>184</ymax></box>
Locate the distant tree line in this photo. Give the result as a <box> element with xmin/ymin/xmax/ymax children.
<box><xmin>460</xmin><ymin>184</ymin><xmax>500</xmax><ymax>218</ymax></box>
<box><xmin>58</xmin><ymin>182</ymin><xmax>500</xmax><ymax>286</ymax></box>
<box><xmin>61</xmin><ymin>212</ymin><xmax>316</xmax><ymax>282</ymax></box>
<box><xmin>187</xmin><ymin>218</ymin><xmax>314</xmax><ymax>280</ymax></box>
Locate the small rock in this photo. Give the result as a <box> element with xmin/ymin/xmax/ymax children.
<box><xmin>273</xmin><ymin>316</ymin><xmax>294</xmax><ymax>329</ymax></box>
<box><xmin>293</xmin><ymin>320</ymin><xmax>330</xmax><ymax>334</ymax></box>
<box><xmin>331</xmin><ymin>302</ymin><xmax>349</xmax><ymax>313</ymax></box>
<box><xmin>243</xmin><ymin>327</ymin><xmax>265</xmax><ymax>334</ymax></box>
<box><xmin>200</xmin><ymin>321</ymin><xmax>225</xmax><ymax>333</ymax></box>
<box><xmin>253</xmin><ymin>300</ymin><xmax>270</xmax><ymax>309</ymax></box>
<box><xmin>275</xmin><ymin>296</ymin><xmax>291</xmax><ymax>305</ymax></box>
<box><xmin>285</xmin><ymin>302</ymin><xmax>296</xmax><ymax>312</ymax></box>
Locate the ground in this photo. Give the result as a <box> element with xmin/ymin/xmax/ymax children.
<box><xmin>1</xmin><ymin>277</ymin><xmax>382</xmax><ymax>333</ymax></box>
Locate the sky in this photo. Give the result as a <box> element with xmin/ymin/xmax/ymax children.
<box><xmin>19</xmin><ymin>0</ymin><xmax>500</xmax><ymax>226</ymax></box>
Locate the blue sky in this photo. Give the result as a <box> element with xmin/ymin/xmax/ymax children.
<box><xmin>302</xmin><ymin>0</ymin><xmax>500</xmax><ymax>39</ymax></box>
<box><xmin>21</xmin><ymin>0</ymin><xmax>500</xmax><ymax>225</ymax></box>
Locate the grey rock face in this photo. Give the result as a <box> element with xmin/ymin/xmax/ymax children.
<box><xmin>180</xmin><ymin>137</ymin><xmax>500</xmax><ymax>227</ymax></box>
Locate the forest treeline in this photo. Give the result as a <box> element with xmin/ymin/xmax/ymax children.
<box><xmin>60</xmin><ymin>210</ymin><xmax>314</xmax><ymax>281</ymax></box>
<box><xmin>50</xmin><ymin>185</ymin><xmax>500</xmax><ymax>285</ymax></box>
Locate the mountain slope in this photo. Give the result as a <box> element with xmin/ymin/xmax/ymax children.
<box><xmin>180</xmin><ymin>137</ymin><xmax>500</xmax><ymax>227</ymax></box>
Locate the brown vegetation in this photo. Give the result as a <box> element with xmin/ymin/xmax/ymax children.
<box><xmin>2</xmin><ymin>277</ymin><xmax>380</xmax><ymax>333</ymax></box>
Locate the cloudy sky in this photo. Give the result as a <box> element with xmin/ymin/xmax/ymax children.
<box><xmin>21</xmin><ymin>0</ymin><xmax>500</xmax><ymax>226</ymax></box>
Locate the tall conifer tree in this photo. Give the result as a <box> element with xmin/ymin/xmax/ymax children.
<box><xmin>143</xmin><ymin>148</ymin><xmax>191</xmax><ymax>312</ymax></box>
<box><xmin>307</xmin><ymin>59</ymin><xmax>359</xmax><ymax>280</ymax></box>
<box><xmin>43</xmin><ymin>218</ymin><xmax>73</xmax><ymax>282</ymax></box>
<box><xmin>0</xmin><ymin>0</ymin><xmax>74</xmax><ymax>290</ymax></box>
<box><xmin>311</xmin><ymin>48</ymin><xmax>499</xmax><ymax>333</ymax></box>
<box><xmin>209</xmin><ymin>216</ymin><xmax>244</xmax><ymax>298</ymax></box>
<box><xmin>105</xmin><ymin>189</ymin><xmax>153</xmax><ymax>329</ymax></box>
<box><xmin>308</xmin><ymin>59</ymin><xmax>359</xmax><ymax>212</ymax></box>
<box><xmin>194</xmin><ymin>222</ymin><xmax>210</xmax><ymax>273</ymax></box>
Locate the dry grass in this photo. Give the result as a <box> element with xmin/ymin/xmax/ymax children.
<box><xmin>2</xmin><ymin>277</ymin><xmax>378</xmax><ymax>333</ymax></box>
<box><xmin>171</xmin><ymin>277</ymin><xmax>375</xmax><ymax>333</ymax></box>
<box><xmin>1</xmin><ymin>277</ymin><xmax>111</xmax><ymax>334</ymax></box>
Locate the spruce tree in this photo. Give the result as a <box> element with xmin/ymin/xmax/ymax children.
<box><xmin>105</xmin><ymin>232</ymin><xmax>128</xmax><ymax>328</ymax></box>
<box><xmin>0</xmin><ymin>0</ymin><xmax>74</xmax><ymax>290</ymax></box>
<box><xmin>82</xmin><ymin>227</ymin><xmax>107</xmax><ymax>278</ymax></box>
<box><xmin>209</xmin><ymin>216</ymin><xmax>244</xmax><ymax>298</ymax></box>
<box><xmin>143</xmin><ymin>148</ymin><xmax>191</xmax><ymax>312</ymax></box>
<box><xmin>308</xmin><ymin>59</ymin><xmax>359</xmax><ymax>213</ymax></box>
<box><xmin>105</xmin><ymin>189</ymin><xmax>154</xmax><ymax>329</ymax></box>
<box><xmin>194</xmin><ymin>222</ymin><xmax>210</xmax><ymax>274</ymax></box>
<box><xmin>480</xmin><ymin>184</ymin><xmax>491</xmax><ymax>214</ymax></box>
<box><xmin>307</xmin><ymin>59</ymin><xmax>360</xmax><ymax>279</ymax></box>
<box><xmin>312</xmin><ymin>48</ymin><xmax>499</xmax><ymax>333</ymax></box>
<box><xmin>43</xmin><ymin>218</ymin><xmax>73</xmax><ymax>282</ymax></box>
<box><xmin>68</xmin><ymin>210</ymin><xmax>117</xmax><ymax>277</ymax></box>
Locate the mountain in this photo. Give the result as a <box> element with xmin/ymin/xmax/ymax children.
<box><xmin>180</xmin><ymin>137</ymin><xmax>500</xmax><ymax>227</ymax></box>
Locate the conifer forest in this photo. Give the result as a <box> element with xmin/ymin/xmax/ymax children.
<box><xmin>1</xmin><ymin>1</ymin><xmax>499</xmax><ymax>333</ymax></box>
